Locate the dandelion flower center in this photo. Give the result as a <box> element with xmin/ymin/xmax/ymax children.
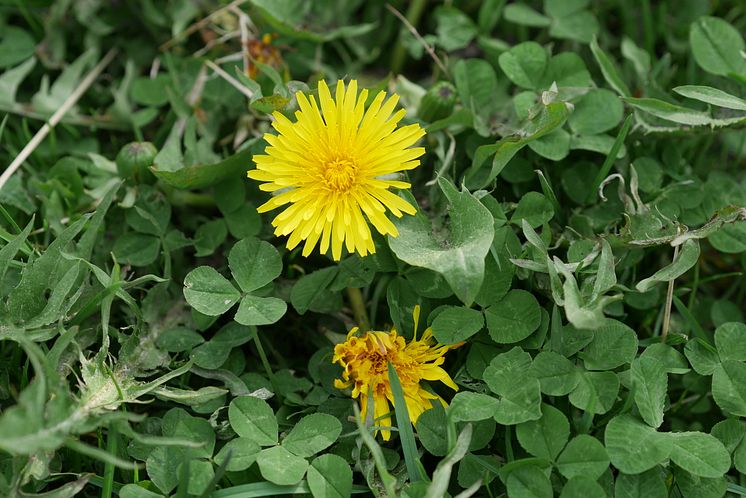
<box><xmin>247</xmin><ymin>79</ymin><xmax>425</xmax><ymax>261</ymax></box>
<box><xmin>323</xmin><ymin>157</ymin><xmax>357</xmax><ymax>192</ymax></box>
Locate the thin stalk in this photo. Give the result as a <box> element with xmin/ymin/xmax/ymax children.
<box><xmin>102</xmin><ymin>424</ymin><xmax>118</xmax><ymax>498</ymax></box>
<box><xmin>640</xmin><ymin>0</ymin><xmax>655</xmax><ymax>56</ymax></box>
<box><xmin>696</xmin><ymin>272</ymin><xmax>742</xmax><ymax>286</ymax></box>
<box><xmin>0</xmin><ymin>104</ymin><xmax>130</xmax><ymax>130</ymax></box>
<box><xmin>346</xmin><ymin>287</ymin><xmax>370</xmax><ymax>331</ymax></box>
<box><xmin>661</xmin><ymin>244</ymin><xmax>680</xmax><ymax>343</ymax></box>
<box><xmin>587</xmin><ymin>114</ymin><xmax>633</xmax><ymax>203</ymax></box>
<box><xmin>161</xmin><ymin>185</ymin><xmax>216</xmax><ymax>208</ymax></box>
<box><xmin>132</xmin><ymin>124</ymin><xmax>144</xmax><ymax>142</ymax></box>
<box><xmin>352</xmin><ymin>403</ymin><xmax>398</xmax><ymax>497</ymax></box>
<box><xmin>253</xmin><ymin>333</ymin><xmax>281</xmax><ymax>402</ymax></box>
<box><xmin>388</xmin><ymin>1</ymin><xmax>449</xmax><ymax>77</ymax></box>
<box><xmin>504</xmin><ymin>426</ymin><xmax>514</xmax><ymax>462</ymax></box>
<box><xmin>0</xmin><ymin>204</ymin><xmax>24</xmax><ymax>236</ymax></box>
<box><xmin>161</xmin><ymin>235</ymin><xmax>172</xmax><ymax>281</ymax></box>
<box><xmin>0</xmin><ymin>48</ymin><xmax>119</xmax><ymax>192</ymax></box>
<box><xmin>389</xmin><ymin>0</ymin><xmax>428</xmax><ymax>74</ymax></box>
<box><xmin>687</xmin><ymin>259</ymin><xmax>700</xmax><ymax>311</ymax></box>
<box><xmin>159</xmin><ymin>0</ymin><xmax>250</xmax><ymax>51</ymax></box>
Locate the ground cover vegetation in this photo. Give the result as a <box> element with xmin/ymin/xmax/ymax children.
<box><xmin>1</xmin><ymin>0</ymin><xmax>746</xmax><ymax>497</ymax></box>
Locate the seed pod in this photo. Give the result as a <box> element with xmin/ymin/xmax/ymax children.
<box><xmin>116</xmin><ymin>142</ymin><xmax>158</xmax><ymax>184</ymax></box>
<box><xmin>417</xmin><ymin>81</ymin><xmax>457</xmax><ymax>122</ymax></box>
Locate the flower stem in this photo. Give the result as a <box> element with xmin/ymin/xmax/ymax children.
<box><xmin>253</xmin><ymin>332</ymin><xmax>281</xmax><ymax>402</ymax></box>
<box><xmin>352</xmin><ymin>403</ymin><xmax>398</xmax><ymax>497</ymax></box>
<box><xmin>389</xmin><ymin>0</ymin><xmax>429</xmax><ymax>75</ymax></box>
<box><xmin>661</xmin><ymin>244</ymin><xmax>680</xmax><ymax>343</ymax></box>
<box><xmin>347</xmin><ymin>287</ymin><xmax>370</xmax><ymax>331</ymax></box>
<box><xmin>102</xmin><ymin>423</ymin><xmax>118</xmax><ymax>498</ymax></box>
<box><xmin>160</xmin><ymin>184</ymin><xmax>215</xmax><ymax>208</ymax></box>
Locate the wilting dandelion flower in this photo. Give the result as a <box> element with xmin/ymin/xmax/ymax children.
<box><xmin>248</xmin><ymin>79</ymin><xmax>425</xmax><ymax>261</ymax></box>
<box><xmin>332</xmin><ymin>307</ymin><xmax>460</xmax><ymax>440</ymax></box>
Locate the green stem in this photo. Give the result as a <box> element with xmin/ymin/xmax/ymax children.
<box><xmin>161</xmin><ymin>236</ymin><xmax>172</xmax><ymax>281</ymax></box>
<box><xmin>640</xmin><ymin>0</ymin><xmax>655</xmax><ymax>56</ymax></box>
<box><xmin>346</xmin><ymin>287</ymin><xmax>370</xmax><ymax>331</ymax></box>
<box><xmin>587</xmin><ymin>114</ymin><xmax>633</xmax><ymax>203</ymax></box>
<box><xmin>687</xmin><ymin>259</ymin><xmax>700</xmax><ymax>311</ymax></box>
<box><xmin>160</xmin><ymin>184</ymin><xmax>216</xmax><ymax>208</ymax></box>
<box><xmin>389</xmin><ymin>0</ymin><xmax>429</xmax><ymax>75</ymax></box>
<box><xmin>253</xmin><ymin>333</ymin><xmax>281</xmax><ymax>402</ymax></box>
<box><xmin>102</xmin><ymin>424</ymin><xmax>118</xmax><ymax>498</ymax></box>
<box><xmin>661</xmin><ymin>244</ymin><xmax>680</xmax><ymax>344</ymax></box>
<box><xmin>504</xmin><ymin>425</ymin><xmax>514</xmax><ymax>462</ymax></box>
<box><xmin>352</xmin><ymin>403</ymin><xmax>398</xmax><ymax>497</ymax></box>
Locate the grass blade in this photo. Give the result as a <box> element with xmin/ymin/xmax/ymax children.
<box><xmin>587</xmin><ymin>113</ymin><xmax>633</xmax><ymax>203</ymax></box>
<box><xmin>212</xmin><ymin>481</ymin><xmax>372</xmax><ymax>498</ymax></box>
<box><xmin>426</xmin><ymin>424</ymin><xmax>472</xmax><ymax>498</ymax></box>
<box><xmin>198</xmin><ymin>448</ymin><xmax>232</xmax><ymax>498</ymax></box>
<box><xmin>352</xmin><ymin>402</ymin><xmax>398</xmax><ymax>496</ymax></box>
<box><xmin>387</xmin><ymin>361</ymin><xmax>426</xmax><ymax>483</ymax></box>
<box><xmin>64</xmin><ymin>439</ymin><xmax>139</xmax><ymax>470</ymax></box>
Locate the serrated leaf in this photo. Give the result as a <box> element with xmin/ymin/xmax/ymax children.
<box><xmin>674</xmin><ymin>85</ymin><xmax>746</xmax><ymax>111</ymax></box>
<box><xmin>31</xmin><ymin>49</ymin><xmax>97</xmax><ymax>115</ymax></box>
<box><xmin>0</xmin><ymin>218</ymin><xmax>33</xmax><ymax>286</ymax></box>
<box><xmin>7</xmin><ymin>216</ymin><xmax>89</xmax><ymax>322</ymax></box>
<box><xmin>0</xmin><ymin>57</ymin><xmax>36</xmax><ymax>107</ymax></box>
<box><xmin>636</xmin><ymin>239</ymin><xmax>700</xmax><ymax>292</ymax></box>
<box><xmin>624</xmin><ymin>97</ymin><xmax>746</xmax><ymax>128</ymax></box>
<box><xmin>464</xmin><ymin>101</ymin><xmax>570</xmax><ymax>189</ymax></box>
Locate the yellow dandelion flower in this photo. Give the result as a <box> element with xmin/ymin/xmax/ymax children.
<box><xmin>248</xmin><ymin>79</ymin><xmax>425</xmax><ymax>261</ymax></box>
<box><xmin>332</xmin><ymin>307</ymin><xmax>461</xmax><ymax>441</ymax></box>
